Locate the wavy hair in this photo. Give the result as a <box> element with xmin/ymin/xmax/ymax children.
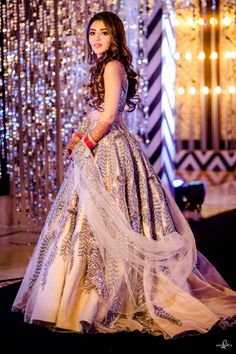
<box><xmin>85</xmin><ymin>11</ymin><xmax>139</xmax><ymax>112</ymax></box>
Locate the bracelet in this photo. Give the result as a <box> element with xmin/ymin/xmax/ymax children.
<box><xmin>88</xmin><ymin>132</ymin><xmax>97</xmax><ymax>146</ymax></box>
<box><xmin>84</xmin><ymin>132</ymin><xmax>97</xmax><ymax>150</ymax></box>
<box><xmin>72</xmin><ymin>132</ymin><xmax>82</xmax><ymax>141</ymax></box>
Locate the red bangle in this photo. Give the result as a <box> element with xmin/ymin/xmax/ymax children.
<box><xmin>84</xmin><ymin>134</ymin><xmax>95</xmax><ymax>150</ymax></box>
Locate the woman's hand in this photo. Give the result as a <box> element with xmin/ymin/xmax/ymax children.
<box><xmin>65</xmin><ymin>140</ymin><xmax>77</xmax><ymax>157</ymax></box>
<box><xmin>64</xmin><ymin>132</ymin><xmax>82</xmax><ymax>157</ymax></box>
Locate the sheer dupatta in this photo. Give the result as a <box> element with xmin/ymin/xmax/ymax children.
<box><xmin>72</xmin><ymin>140</ymin><xmax>226</xmax><ymax>338</ymax></box>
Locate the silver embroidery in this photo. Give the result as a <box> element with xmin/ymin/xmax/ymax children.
<box><xmin>154</xmin><ymin>305</ymin><xmax>182</xmax><ymax>326</ymax></box>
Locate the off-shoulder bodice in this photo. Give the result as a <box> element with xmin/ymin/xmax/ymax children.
<box><xmin>117</xmin><ymin>78</ymin><xmax>128</xmax><ymax>113</ymax></box>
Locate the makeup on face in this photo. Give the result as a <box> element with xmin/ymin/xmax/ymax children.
<box><xmin>89</xmin><ymin>20</ymin><xmax>111</xmax><ymax>57</ymax></box>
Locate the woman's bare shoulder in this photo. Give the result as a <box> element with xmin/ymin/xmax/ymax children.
<box><xmin>104</xmin><ymin>60</ymin><xmax>126</xmax><ymax>84</ymax></box>
<box><xmin>104</xmin><ymin>60</ymin><xmax>124</xmax><ymax>74</ymax></box>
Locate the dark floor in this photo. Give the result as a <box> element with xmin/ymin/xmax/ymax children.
<box><xmin>0</xmin><ymin>209</ymin><xmax>236</xmax><ymax>354</ymax></box>
<box><xmin>189</xmin><ymin>208</ymin><xmax>236</xmax><ymax>290</ymax></box>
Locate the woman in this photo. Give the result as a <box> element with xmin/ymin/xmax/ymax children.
<box><xmin>12</xmin><ymin>11</ymin><xmax>236</xmax><ymax>339</ymax></box>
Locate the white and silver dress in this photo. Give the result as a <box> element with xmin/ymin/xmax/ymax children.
<box><xmin>12</xmin><ymin>78</ymin><xmax>236</xmax><ymax>339</ymax></box>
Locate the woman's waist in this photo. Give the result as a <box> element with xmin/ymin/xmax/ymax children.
<box><xmin>89</xmin><ymin>121</ymin><xmax>123</xmax><ymax>133</ymax></box>
<box><xmin>90</xmin><ymin>114</ymin><xmax>123</xmax><ymax>126</ymax></box>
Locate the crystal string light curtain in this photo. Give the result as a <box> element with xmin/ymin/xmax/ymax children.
<box><xmin>0</xmin><ymin>0</ymin><xmax>152</xmax><ymax>226</ymax></box>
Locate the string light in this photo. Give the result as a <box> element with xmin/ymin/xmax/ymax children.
<box><xmin>228</xmin><ymin>86</ymin><xmax>236</xmax><ymax>94</ymax></box>
<box><xmin>209</xmin><ymin>17</ymin><xmax>217</xmax><ymax>25</ymax></box>
<box><xmin>189</xmin><ymin>86</ymin><xmax>196</xmax><ymax>95</ymax></box>
<box><xmin>1</xmin><ymin>0</ymin><xmax>235</xmax><ymax>225</ymax></box>
<box><xmin>161</xmin><ymin>1</ymin><xmax>236</xmax><ymax>26</ymax></box>
<box><xmin>202</xmin><ymin>86</ymin><xmax>209</xmax><ymax>94</ymax></box>
<box><xmin>0</xmin><ymin>0</ymin><xmax>152</xmax><ymax>225</ymax></box>
<box><xmin>177</xmin><ymin>87</ymin><xmax>185</xmax><ymax>95</ymax></box>
<box><xmin>224</xmin><ymin>51</ymin><xmax>236</xmax><ymax>59</ymax></box>
<box><xmin>174</xmin><ymin>52</ymin><xmax>181</xmax><ymax>60</ymax></box>
<box><xmin>199</xmin><ymin>51</ymin><xmax>206</xmax><ymax>60</ymax></box>
<box><xmin>185</xmin><ymin>52</ymin><xmax>192</xmax><ymax>60</ymax></box>
<box><xmin>210</xmin><ymin>51</ymin><xmax>218</xmax><ymax>60</ymax></box>
<box><xmin>174</xmin><ymin>0</ymin><xmax>236</xmax><ymax>155</ymax></box>
<box><xmin>198</xmin><ymin>18</ymin><xmax>205</xmax><ymax>26</ymax></box>
<box><xmin>187</xmin><ymin>18</ymin><xmax>195</xmax><ymax>27</ymax></box>
<box><xmin>222</xmin><ymin>17</ymin><xmax>231</xmax><ymax>26</ymax></box>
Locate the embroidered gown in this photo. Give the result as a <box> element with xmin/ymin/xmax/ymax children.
<box><xmin>12</xmin><ymin>63</ymin><xmax>236</xmax><ymax>339</ymax></box>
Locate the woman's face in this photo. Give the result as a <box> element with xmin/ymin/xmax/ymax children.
<box><xmin>89</xmin><ymin>20</ymin><xmax>111</xmax><ymax>57</ymax></box>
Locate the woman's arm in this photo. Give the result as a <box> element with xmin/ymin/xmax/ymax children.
<box><xmin>65</xmin><ymin>114</ymin><xmax>91</xmax><ymax>156</ymax></box>
<box><xmin>84</xmin><ymin>61</ymin><xmax>123</xmax><ymax>149</ymax></box>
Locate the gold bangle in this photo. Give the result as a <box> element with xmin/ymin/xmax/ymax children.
<box><xmin>71</xmin><ymin>137</ymin><xmax>81</xmax><ymax>143</ymax></box>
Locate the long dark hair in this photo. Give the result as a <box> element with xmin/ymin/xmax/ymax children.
<box><xmin>85</xmin><ymin>11</ymin><xmax>139</xmax><ymax>112</ymax></box>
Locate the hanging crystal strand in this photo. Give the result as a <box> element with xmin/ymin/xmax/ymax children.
<box><xmin>211</xmin><ymin>0</ymin><xmax>216</xmax><ymax>11</ymax></box>
<box><xmin>201</xmin><ymin>0</ymin><xmax>207</xmax><ymax>15</ymax></box>
<box><xmin>186</xmin><ymin>0</ymin><xmax>190</xmax><ymax>8</ymax></box>
<box><xmin>42</xmin><ymin>0</ymin><xmax>57</xmax><ymax>221</ymax></box>
<box><xmin>35</xmin><ymin>1</ymin><xmax>48</xmax><ymax>223</ymax></box>
<box><xmin>24</xmin><ymin>1</ymin><xmax>35</xmax><ymax>224</ymax></box>
<box><xmin>16</xmin><ymin>0</ymin><xmax>28</xmax><ymax>225</ymax></box>
<box><xmin>1</xmin><ymin>0</ymin><xmax>160</xmax><ymax>225</ymax></box>
<box><xmin>0</xmin><ymin>2</ymin><xmax>9</xmax><ymax>189</ymax></box>
<box><xmin>58</xmin><ymin>0</ymin><xmax>87</xmax><ymax>174</ymax></box>
<box><xmin>9</xmin><ymin>1</ymin><xmax>20</xmax><ymax>219</ymax></box>
<box><xmin>0</xmin><ymin>8</ymin><xmax>3</xmax><ymax>181</ymax></box>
